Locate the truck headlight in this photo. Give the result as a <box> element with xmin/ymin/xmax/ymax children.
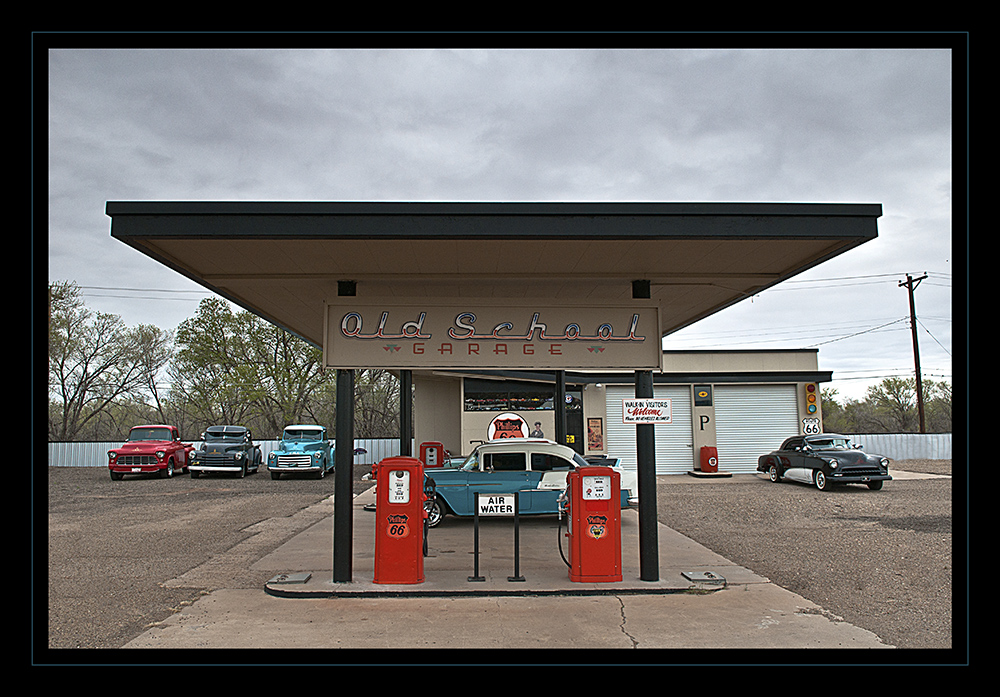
<box><xmin>108</xmin><ymin>452</ymin><xmax>116</xmax><ymax>461</ymax></box>
<box><xmin>155</xmin><ymin>450</ymin><xmax>166</xmax><ymax>459</ymax></box>
<box><xmin>314</xmin><ymin>451</ymin><xmax>322</xmax><ymax>459</ymax></box>
<box><xmin>235</xmin><ymin>452</ymin><xmax>244</xmax><ymax>459</ymax></box>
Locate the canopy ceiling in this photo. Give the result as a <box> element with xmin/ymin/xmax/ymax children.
<box><xmin>106</xmin><ymin>201</ymin><xmax>881</xmax><ymax>350</ymax></box>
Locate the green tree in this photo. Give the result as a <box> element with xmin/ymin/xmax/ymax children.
<box><xmin>167</xmin><ymin>297</ymin><xmax>264</xmax><ymax>432</ymax></box>
<box><xmin>48</xmin><ymin>281</ymin><xmax>172</xmax><ymax>440</ymax></box>
<box><xmin>246</xmin><ymin>320</ymin><xmax>331</xmax><ymax>438</ymax></box>
<box><xmin>821</xmin><ymin>377</ymin><xmax>952</xmax><ymax>434</ymax></box>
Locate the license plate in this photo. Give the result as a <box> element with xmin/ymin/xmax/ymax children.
<box><xmin>131</xmin><ymin>467</ymin><xmax>142</xmax><ymax>472</ymax></box>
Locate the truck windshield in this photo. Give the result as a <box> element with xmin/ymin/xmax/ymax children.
<box><xmin>284</xmin><ymin>429</ymin><xmax>322</xmax><ymax>441</ymax></box>
<box><xmin>129</xmin><ymin>427</ymin><xmax>172</xmax><ymax>441</ymax></box>
<box><xmin>205</xmin><ymin>430</ymin><xmax>244</xmax><ymax>442</ymax></box>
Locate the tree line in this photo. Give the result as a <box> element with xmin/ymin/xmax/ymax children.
<box><xmin>821</xmin><ymin>377</ymin><xmax>951</xmax><ymax>434</ymax></box>
<box><xmin>47</xmin><ymin>281</ymin><xmax>401</xmax><ymax>442</ymax></box>
<box><xmin>47</xmin><ymin>280</ymin><xmax>952</xmax><ymax>442</ymax></box>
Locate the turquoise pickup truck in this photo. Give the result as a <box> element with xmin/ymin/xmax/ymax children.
<box><xmin>268</xmin><ymin>425</ymin><xmax>335</xmax><ymax>480</ymax></box>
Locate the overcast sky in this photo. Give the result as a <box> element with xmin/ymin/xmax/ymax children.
<box><xmin>43</xmin><ymin>43</ymin><xmax>961</xmax><ymax>402</ymax></box>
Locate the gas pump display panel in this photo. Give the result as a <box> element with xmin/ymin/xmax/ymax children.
<box><xmin>424</xmin><ymin>438</ymin><xmax>633</xmax><ymax>527</ymax></box>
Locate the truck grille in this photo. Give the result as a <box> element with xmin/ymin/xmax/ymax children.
<box><xmin>276</xmin><ymin>454</ymin><xmax>313</xmax><ymax>467</ymax></box>
<box><xmin>201</xmin><ymin>453</ymin><xmax>235</xmax><ymax>466</ymax></box>
<box><xmin>117</xmin><ymin>455</ymin><xmax>156</xmax><ymax>466</ymax></box>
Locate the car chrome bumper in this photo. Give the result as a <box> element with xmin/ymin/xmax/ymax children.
<box><xmin>268</xmin><ymin>465</ymin><xmax>324</xmax><ymax>472</ymax></box>
<box><xmin>831</xmin><ymin>473</ymin><xmax>892</xmax><ymax>482</ymax></box>
<box><xmin>190</xmin><ymin>464</ymin><xmax>244</xmax><ymax>472</ymax></box>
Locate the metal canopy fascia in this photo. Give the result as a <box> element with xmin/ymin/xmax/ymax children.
<box><xmin>106</xmin><ymin>201</ymin><xmax>881</xmax><ymax>348</ymax></box>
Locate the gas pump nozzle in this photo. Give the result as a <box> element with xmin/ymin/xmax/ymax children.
<box><xmin>556</xmin><ymin>487</ymin><xmax>569</xmax><ymax>520</ymax></box>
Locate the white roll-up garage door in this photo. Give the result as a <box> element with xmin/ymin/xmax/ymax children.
<box><xmin>714</xmin><ymin>384</ymin><xmax>799</xmax><ymax>474</ymax></box>
<box><xmin>605</xmin><ymin>385</ymin><xmax>693</xmax><ymax>474</ymax></box>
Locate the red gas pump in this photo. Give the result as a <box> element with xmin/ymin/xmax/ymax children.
<box><xmin>373</xmin><ymin>456</ymin><xmax>426</xmax><ymax>584</ymax></box>
<box><xmin>419</xmin><ymin>441</ymin><xmax>445</xmax><ymax>468</ymax></box>
<box><xmin>563</xmin><ymin>465</ymin><xmax>622</xmax><ymax>583</ymax></box>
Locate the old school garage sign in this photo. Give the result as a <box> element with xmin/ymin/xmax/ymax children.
<box><xmin>325</xmin><ymin>300</ymin><xmax>661</xmax><ymax>370</ymax></box>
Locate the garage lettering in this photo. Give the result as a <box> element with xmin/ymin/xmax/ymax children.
<box><xmin>449</xmin><ymin>311</ymin><xmax>643</xmax><ymax>342</ymax></box>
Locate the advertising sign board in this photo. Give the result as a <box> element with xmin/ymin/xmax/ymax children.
<box><xmin>621</xmin><ymin>398</ymin><xmax>672</xmax><ymax>424</ymax></box>
<box><xmin>324</xmin><ymin>299</ymin><xmax>661</xmax><ymax>370</ymax></box>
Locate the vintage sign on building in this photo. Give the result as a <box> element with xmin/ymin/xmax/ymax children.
<box><xmin>324</xmin><ymin>300</ymin><xmax>662</xmax><ymax>369</ymax></box>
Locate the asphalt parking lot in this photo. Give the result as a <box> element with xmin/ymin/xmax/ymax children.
<box><xmin>41</xmin><ymin>459</ymin><xmax>956</xmax><ymax>653</ymax></box>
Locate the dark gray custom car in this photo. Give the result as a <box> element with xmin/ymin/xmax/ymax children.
<box><xmin>757</xmin><ymin>433</ymin><xmax>892</xmax><ymax>491</ymax></box>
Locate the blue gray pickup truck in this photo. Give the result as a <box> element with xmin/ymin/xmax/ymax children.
<box><xmin>268</xmin><ymin>424</ymin><xmax>334</xmax><ymax>480</ymax></box>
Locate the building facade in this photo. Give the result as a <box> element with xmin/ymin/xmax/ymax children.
<box><xmin>413</xmin><ymin>349</ymin><xmax>828</xmax><ymax>475</ymax></box>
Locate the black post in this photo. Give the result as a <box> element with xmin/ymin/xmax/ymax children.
<box><xmin>333</xmin><ymin>368</ymin><xmax>355</xmax><ymax>582</ymax></box>
<box><xmin>632</xmin><ymin>279</ymin><xmax>659</xmax><ymax>581</ymax></box>
<box><xmin>635</xmin><ymin>370</ymin><xmax>659</xmax><ymax>581</ymax></box>
<box><xmin>400</xmin><ymin>369</ymin><xmax>412</xmax><ymax>456</ymax></box>
<box><xmin>508</xmin><ymin>492</ymin><xmax>525</xmax><ymax>582</ymax></box>
<box><xmin>555</xmin><ymin>370</ymin><xmax>567</xmax><ymax>445</ymax></box>
<box><xmin>469</xmin><ymin>493</ymin><xmax>484</xmax><ymax>582</ymax></box>
<box><xmin>333</xmin><ymin>280</ymin><xmax>356</xmax><ymax>583</ymax></box>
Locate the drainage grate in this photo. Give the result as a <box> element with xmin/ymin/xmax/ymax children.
<box><xmin>682</xmin><ymin>571</ymin><xmax>726</xmax><ymax>584</ymax></box>
<box><xmin>268</xmin><ymin>572</ymin><xmax>312</xmax><ymax>585</ymax></box>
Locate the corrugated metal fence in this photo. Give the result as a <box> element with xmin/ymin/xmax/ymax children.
<box><xmin>48</xmin><ymin>433</ymin><xmax>952</xmax><ymax>467</ymax></box>
<box><xmin>47</xmin><ymin>439</ymin><xmax>410</xmax><ymax>468</ymax></box>
<box><xmin>847</xmin><ymin>433</ymin><xmax>952</xmax><ymax>461</ymax></box>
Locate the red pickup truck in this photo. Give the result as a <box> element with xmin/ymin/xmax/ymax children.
<box><xmin>108</xmin><ymin>425</ymin><xmax>195</xmax><ymax>480</ymax></box>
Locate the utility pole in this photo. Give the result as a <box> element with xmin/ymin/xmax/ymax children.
<box><xmin>899</xmin><ymin>273</ymin><xmax>928</xmax><ymax>433</ymax></box>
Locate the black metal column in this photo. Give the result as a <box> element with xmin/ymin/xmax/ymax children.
<box><xmin>333</xmin><ymin>368</ymin><xmax>355</xmax><ymax>582</ymax></box>
<box><xmin>633</xmin><ymin>279</ymin><xmax>659</xmax><ymax>581</ymax></box>
<box><xmin>554</xmin><ymin>370</ymin><xmax>567</xmax><ymax>445</ymax></box>
<box><xmin>333</xmin><ymin>280</ymin><xmax>356</xmax><ymax>583</ymax></box>
<box><xmin>400</xmin><ymin>369</ymin><xmax>412</xmax><ymax>456</ymax></box>
<box><xmin>635</xmin><ymin>369</ymin><xmax>659</xmax><ymax>581</ymax></box>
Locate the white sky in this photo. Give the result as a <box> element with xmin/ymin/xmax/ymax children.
<box><xmin>42</xmin><ymin>41</ymin><xmax>962</xmax><ymax>402</ymax></box>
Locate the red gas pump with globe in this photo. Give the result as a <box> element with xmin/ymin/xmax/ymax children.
<box><xmin>419</xmin><ymin>441</ymin><xmax>446</xmax><ymax>468</ymax></box>
<box><xmin>373</xmin><ymin>456</ymin><xmax>426</xmax><ymax>584</ymax></box>
<box><xmin>561</xmin><ymin>465</ymin><xmax>622</xmax><ymax>583</ymax></box>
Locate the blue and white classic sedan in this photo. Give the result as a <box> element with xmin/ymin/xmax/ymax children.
<box><xmin>423</xmin><ymin>438</ymin><xmax>634</xmax><ymax>527</ymax></box>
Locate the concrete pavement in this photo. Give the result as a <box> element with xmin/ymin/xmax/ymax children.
<box><xmin>123</xmin><ymin>481</ymin><xmax>899</xmax><ymax>654</ymax></box>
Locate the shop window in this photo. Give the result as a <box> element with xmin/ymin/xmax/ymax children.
<box><xmin>464</xmin><ymin>378</ymin><xmax>563</xmax><ymax>412</ymax></box>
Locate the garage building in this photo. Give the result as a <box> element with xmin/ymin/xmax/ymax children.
<box><xmin>412</xmin><ymin>347</ymin><xmax>827</xmax><ymax>475</ymax></box>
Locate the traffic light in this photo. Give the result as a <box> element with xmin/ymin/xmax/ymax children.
<box><xmin>805</xmin><ymin>383</ymin><xmax>818</xmax><ymax>414</ymax></box>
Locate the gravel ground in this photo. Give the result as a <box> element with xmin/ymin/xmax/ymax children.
<box><xmin>41</xmin><ymin>459</ymin><xmax>958</xmax><ymax>653</ymax></box>
<box><xmin>653</xmin><ymin>459</ymin><xmax>957</xmax><ymax>651</ymax></box>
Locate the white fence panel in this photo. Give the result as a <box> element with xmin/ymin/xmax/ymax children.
<box><xmin>48</xmin><ymin>439</ymin><xmax>414</xmax><ymax>467</ymax></box>
<box><xmin>847</xmin><ymin>433</ymin><xmax>952</xmax><ymax>461</ymax></box>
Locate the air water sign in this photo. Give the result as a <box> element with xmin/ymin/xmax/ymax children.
<box><xmin>325</xmin><ymin>300</ymin><xmax>661</xmax><ymax>369</ymax></box>
<box><xmin>622</xmin><ymin>398</ymin><xmax>672</xmax><ymax>424</ymax></box>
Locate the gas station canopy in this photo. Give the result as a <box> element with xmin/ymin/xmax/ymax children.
<box><xmin>106</xmin><ymin>201</ymin><xmax>881</xmax><ymax>348</ymax></box>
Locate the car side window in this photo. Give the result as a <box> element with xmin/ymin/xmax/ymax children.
<box><xmin>484</xmin><ymin>453</ymin><xmax>526</xmax><ymax>471</ymax></box>
<box><xmin>531</xmin><ymin>453</ymin><xmax>572</xmax><ymax>471</ymax></box>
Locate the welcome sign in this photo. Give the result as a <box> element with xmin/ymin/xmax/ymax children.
<box><xmin>324</xmin><ymin>300</ymin><xmax>661</xmax><ymax>370</ymax></box>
